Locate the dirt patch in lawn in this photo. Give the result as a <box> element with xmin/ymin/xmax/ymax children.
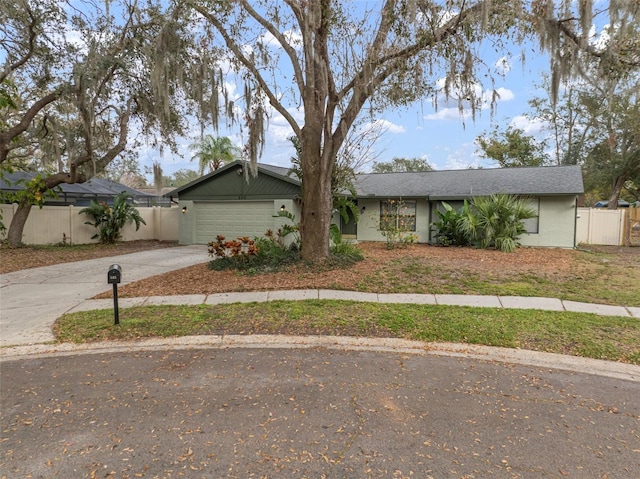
<box><xmin>4</xmin><ymin>240</ymin><xmax>636</xmax><ymax>303</ymax></box>
<box><xmin>96</xmin><ymin>242</ymin><xmax>598</xmax><ymax>298</ymax></box>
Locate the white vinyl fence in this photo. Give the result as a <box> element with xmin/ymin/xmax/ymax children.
<box><xmin>0</xmin><ymin>204</ymin><xmax>179</xmax><ymax>245</ymax></box>
<box><xmin>576</xmin><ymin>207</ymin><xmax>627</xmax><ymax>246</ymax></box>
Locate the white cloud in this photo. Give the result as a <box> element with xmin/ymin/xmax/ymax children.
<box><xmin>489</xmin><ymin>87</ymin><xmax>514</xmax><ymax>102</ymax></box>
<box><xmin>431</xmin><ymin>77</ymin><xmax>482</xmax><ymax>109</ymax></box>
<box><xmin>439</xmin><ymin>143</ymin><xmax>483</xmax><ymax>170</ymax></box>
<box><xmin>259</xmin><ymin>29</ymin><xmax>303</xmax><ymax>49</ymax></box>
<box><xmin>495</xmin><ymin>56</ymin><xmax>512</xmax><ymax>75</ymax></box>
<box><xmin>266</xmin><ymin>105</ymin><xmax>302</xmax><ymax>144</ymax></box>
<box><xmin>590</xmin><ymin>23</ymin><xmax>611</xmax><ymax>51</ymax></box>
<box><xmin>367</xmin><ymin>119</ymin><xmax>405</xmax><ymax>134</ymax></box>
<box><xmin>424</xmin><ymin>107</ymin><xmax>472</xmax><ymax>121</ymax></box>
<box><xmin>509</xmin><ymin>115</ymin><xmax>546</xmax><ymax>135</ymax></box>
<box><xmin>426</xmin><ymin>77</ymin><xmax>514</xmax><ymax>121</ymax></box>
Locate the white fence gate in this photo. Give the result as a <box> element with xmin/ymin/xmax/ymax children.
<box><xmin>576</xmin><ymin>207</ymin><xmax>627</xmax><ymax>246</ymax></box>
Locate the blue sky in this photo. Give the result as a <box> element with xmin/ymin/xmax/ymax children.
<box><xmin>144</xmin><ymin>44</ymin><xmax>551</xmax><ymax>181</ymax></box>
<box><xmin>135</xmin><ymin>2</ymin><xmax>571</xmax><ymax>181</ymax></box>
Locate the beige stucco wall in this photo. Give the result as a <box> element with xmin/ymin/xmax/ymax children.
<box><xmin>0</xmin><ymin>204</ymin><xmax>179</xmax><ymax>245</ymax></box>
<box><xmin>518</xmin><ymin>196</ymin><xmax>577</xmax><ymax>248</ymax></box>
<box><xmin>355</xmin><ymin>198</ymin><xmax>431</xmax><ymax>243</ymax></box>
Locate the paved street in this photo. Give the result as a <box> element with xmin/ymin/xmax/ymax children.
<box><xmin>2</xmin><ymin>347</ymin><xmax>639</xmax><ymax>478</ymax></box>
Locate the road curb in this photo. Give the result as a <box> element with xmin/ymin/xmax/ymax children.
<box><xmin>2</xmin><ymin>335</ymin><xmax>638</xmax><ymax>382</ymax></box>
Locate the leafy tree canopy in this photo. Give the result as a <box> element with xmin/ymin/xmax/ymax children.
<box><xmin>372</xmin><ymin>157</ymin><xmax>433</xmax><ymax>173</ymax></box>
<box><xmin>526</xmin><ymin>16</ymin><xmax>640</xmax><ymax>208</ymax></box>
<box><xmin>166</xmin><ymin>169</ymin><xmax>201</xmax><ymax>188</ymax></box>
<box><xmin>167</xmin><ymin>0</ymin><xmax>638</xmax><ymax>259</ymax></box>
<box><xmin>476</xmin><ymin>127</ymin><xmax>549</xmax><ymax>168</ymax></box>
<box><xmin>1</xmin><ymin>0</ymin><xmax>199</xmax><ymax>245</ymax></box>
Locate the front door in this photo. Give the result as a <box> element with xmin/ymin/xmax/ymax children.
<box><xmin>340</xmin><ymin>205</ymin><xmax>358</xmax><ymax>240</ymax></box>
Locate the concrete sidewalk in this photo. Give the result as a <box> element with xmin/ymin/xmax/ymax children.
<box><xmin>68</xmin><ymin>288</ymin><xmax>640</xmax><ymax>318</ymax></box>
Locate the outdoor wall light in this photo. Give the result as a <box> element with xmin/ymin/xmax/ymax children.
<box><xmin>280</xmin><ymin>204</ymin><xmax>286</xmax><ymax>212</ymax></box>
<box><xmin>182</xmin><ymin>206</ymin><xmax>188</xmax><ymax>214</ymax></box>
<box><xmin>237</xmin><ymin>167</ymin><xmax>244</xmax><ymax>175</ymax></box>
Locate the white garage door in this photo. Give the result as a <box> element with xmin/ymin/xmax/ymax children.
<box><xmin>194</xmin><ymin>201</ymin><xmax>274</xmax><ymax>244</ymax></box>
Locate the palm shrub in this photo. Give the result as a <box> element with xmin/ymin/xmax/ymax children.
<box><xmin>329</xmin><ymin>223</ymin><xmax>364</xmax><ymax>263</ymax></box>
<box><xmin>79</xmin><ymin>192</ymin><xmax>146</xmax><ymax>244</ymax></box>
<box><xmin>460</xmin><ymin>194</ymin><xmax>536</xmax><ymax>252</ymax></box>
<box><xmin>431</xmin><ymin>201</ymin><xmax>471</xmax><ymax>246</ymax></box>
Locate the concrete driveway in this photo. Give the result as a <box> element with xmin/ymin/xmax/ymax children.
<box><xmin>0</xmin><ymin>245</ymin><xmax>207</xmax><ymax>347</ymax></box>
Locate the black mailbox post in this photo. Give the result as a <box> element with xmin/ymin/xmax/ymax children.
<box><xmin>108</xmin><ymin>264</ymin><xmax>122</xmax><ymax>325</ymax></box>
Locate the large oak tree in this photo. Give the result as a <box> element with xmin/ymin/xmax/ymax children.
<box><xmin>528</xmin><ymin>15</ymin><xmax>640</xmax><ymax>208</ymax></box>
<box><xmin>0</xmin><ymin>0</ymin><xmax>195</xmax><ymax>246</ymax></box>
<box><xmin>176</xmin><ymin>0</ymin><xmax>638</xmax><ymax>261</ymax></box>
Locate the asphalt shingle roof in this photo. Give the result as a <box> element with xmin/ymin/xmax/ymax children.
<box><xmin>163</xmin><ymin>162</ymin><xmax>584</xmax><ymax>199</ymax></box>
<box><xmin>0</xmin><ymin>171</ymin><xmax>152</xmax><ymax>198</ymax></box>
<box><xmin>353</xmin><ymin>165</ymin><xmax>584</xmax><ymax>198</ymax></box>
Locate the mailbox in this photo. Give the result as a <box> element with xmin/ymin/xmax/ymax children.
<box><xmin>107</xmin><ymin>264</ymin><xmax>122</xmax><ymax>284</ymax></box>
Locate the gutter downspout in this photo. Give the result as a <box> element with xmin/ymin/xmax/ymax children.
<box><xmin>427</xmin><ymin>197</ymin><xmax>432</xmax><ymax>244</ymax></box>
<box><xmin>573</xmin><ymin>195</ymin><xmax>578</xmax><ymax>248</ymax></box>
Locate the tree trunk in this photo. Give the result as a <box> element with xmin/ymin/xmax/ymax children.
<box><xmin>299</xmin><ymin>121</ymin><xmax>334</xmax><ymax>261</ymax></box>
<box><xmin>5</xmin><ymin>172</ymin><xmax>82</xmax><ymax>247</ymax></box>
<box><xmin>299</xmin><ymin>168</ymin><xmax>333</xmax><ymax>261</ymax></box>
<box><xmin>7</xmin><ymin>200</ymin><xmax>33</xmax><ymax>247</ymax></box>
<box><xmin>607</xmin><ymin>175</ymin><xmax>628</xmax><ymax>210</ymax></box>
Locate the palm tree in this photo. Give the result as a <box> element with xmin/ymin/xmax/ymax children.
<box><xmin>79</xmin><ymin>192</ymin><xmax>146</xmax><ymax>244</ymax></box>
<box><xmin>460</xmin><ymin>194</ymin><xmax>536</xmax><ymax>252</ymax></box>
<box><xmin>189</xmin><ymin>135</ymin><xmax>241</xmax><ymax>175</ymax></box>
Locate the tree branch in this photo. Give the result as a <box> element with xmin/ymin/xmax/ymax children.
<box><xmin>242</xmin><ymin>0</ymin><xmax>305</xmax><ymax>95</ymax></box>
<box><xmin>337</xmin><ymin>1</ymin><xmax>483</xmax><ymax>100</ymax></box>
<box><xmin>0</xmin><ymin>3</ymin><xmax>38</xmax><ymax>84</ymax></box>
<box><xmin>333</xmin><ymin>1</ymin><xmax>484</xmax><ymax>153</ymax></box>
<box><xmin>554</xmin><ymin>19</ymin><xmax>640</xmax><ymax>68</ymax></box>
<box><xmin>190</xmin><ymin>2</ymin><xmax>302</xmax><ymax>137</ymax></box>
<box><xmin>0</xmin><ymin>90</ymin><xmax>62</xmax><ymax>164</ymax></box>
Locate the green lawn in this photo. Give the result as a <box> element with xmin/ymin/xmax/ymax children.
<box><xmin>55</xmin><ymin>301</ymin><xmax>640</xmax><ymax>365</ymax></box>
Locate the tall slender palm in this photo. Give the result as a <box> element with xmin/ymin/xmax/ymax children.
<box><xmin>189</xmin><ymin>135</ymin><xmax>241</xmax><ymax>175</ymax></box>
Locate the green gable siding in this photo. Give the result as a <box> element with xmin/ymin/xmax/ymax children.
<box><xmin>178</xmin><ymin>169</ymin><xmax>299</xmax><ymax>201</ymax></box>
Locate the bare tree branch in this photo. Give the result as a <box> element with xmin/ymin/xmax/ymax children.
<box><xmin>0</xmin><ymin>90</ymin><xmax>62</xmax><ymax>164</ymax></box>
<box><xmin>0</xmin><ymin>3</ymin><xmax>38</xmax><ymax>83</ymax></box>
<box><xmin>190</xmin><ymin>2</ymin><xmax>302</xmax><ymax>138</ymax></box>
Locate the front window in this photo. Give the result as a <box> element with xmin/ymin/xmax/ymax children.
<box><xmin>380</xmin><ymin>199</ymin><xmax>417</xmax><ymax>232</ymax></box>
<box><xmin>522</xmin><ymin>199</ymin><xmax>540</xmax><ymax>234</ymax></box>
